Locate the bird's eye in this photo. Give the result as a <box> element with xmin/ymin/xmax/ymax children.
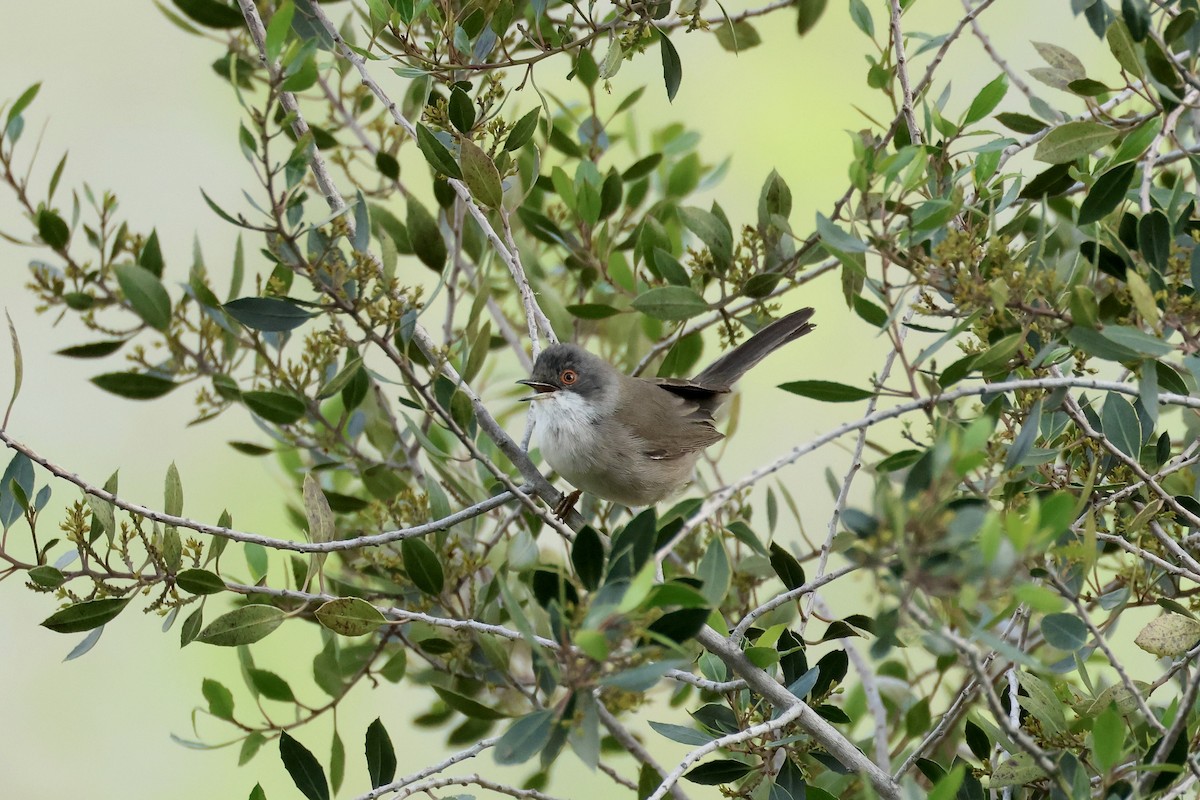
<box><xmin>560</xmin><ymin>369</ymin><xmax>578</xmax><ymax>385</ymax></box>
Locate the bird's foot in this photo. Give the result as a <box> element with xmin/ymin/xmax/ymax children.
<box><xmin>553</xmin><ymin>489</ymin><xmax>581</xmax><ymax>521</ymax></box>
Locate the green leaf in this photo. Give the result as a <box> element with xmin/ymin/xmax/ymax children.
<box><xmin>224</xmin><ymin>297</ymin><xmax>313</xmax><ymax>332</ymax></box>
<box><xmin>649</xmin><ymin>721</ymin><xmax>715</xmax><ymax>746</ymax></box>
<box><xmin>964</xmin><ymin>74</ymin><xmax>1008</xmax><ymax>125</ymax></box>
<box><xmin>494</xmin><ymin>709</ymin><xmax>553</xmax><ymax>765</ymax></box>
<box><xmin>265</xmin><ymin>0</ymin><xmax>295</xmax><ymax>61</ymax></box>
<box><xmin>249</xmin><ymin>668</ymin><xmax>295</xmax><ymax>702</ymax></box>
<box><xmin>459</xmin><ymin>139</ymin><xmax>504</xmax><ymax>208</ymax></box>
<box><xmin>995</xmin><ymin>112</ymin><xmax>1048</xmax><ymax>134</ymax></box>
<box><xmin>1122</xmin><ymin>0</ymin><xmax>1149</xmax><ymax>41</ymax></box>
<box><xmin>778</xmin><ymin>380</ymin><xmax>872</xmax><ymax>402</ymax></box>
<box><xmin>365</xmin><ymin>718</ymin><xmax>397</xmax><ymax>788</ymax></box>
<box><xmin>1138</xmin><ymin>210</ymin><xmax>1170</xmax><ymax>274</ymax></box>
<box><xmin>432</xmin><ymin>686</ymin><xmax>507</xmax><ymax>720</ymax></box>
<box><xmin>55</xmin><ymin>340</ymin><xmax>127</xmax><ymax>359</ymax></box>
<box><xmin>196</xmin><ymin>604</ymin><xmax>285</xmax><ymax>646</ymax></box>
<box><xmin>770</xmin><ymin>542</ymin><xmax>806</xmax><ymax>590</ymax></box>
<box><xmin>1134</xmin><ymin>613</ymin><xmax>1200</xmax><ymax>657</ymax></box>
<box><xmin>503</xmin><ymin>108</ymin><xmax>540</xmax><ymax>151</ymax></box>
<box><xmin>171</xmin><ymin>0</ymin><xmax>244</xmax><ymax>28</ymax></box>
<box><xmin>1067</xmin><ymin>326</ymin><xmax>1140</xmax><ymax>362</ymax></box>
<box><xmin>684</xmin><ymin>759</ymin><xmax>754</xmax><ymax>785</ymax></box>
<box><xmin>796</xmin><ymin>0</ymin><xmax>827</xmax><ymax>35</ymax></box>
<box><xmin>415</xmin><ymin>125</ymin><xmax>463</xmax><ymax>180</ymax></box>
<box><xmin>242</xmin><ymin>391</ymin><xmax>306</xmax><ymax>425</ymax></box>
<box><xmin>28</xmin><ymin>565</ymin><xmax>65</xmax><ymax>588</ymax></box>
<box><xmin>571</xmin><ymin>525</ymin><xmax>605</xmax><ymax>590</ymax></box>
<box><xmin>1041</xmin><ymin>613</ymin><xmax>1088</xmax><ymax>651</ymax></box>
<box><xmin>176</xmin><ymin>568</ymin><xmax>226</xmax><ymax>595</ymax></box>
<box><xmin>1092</xmin><ymin>704</ymin><xmax>1124</xmax><ymax>772</ymax></box>
<box><xmin>815</xmin><ymin>213</ymin><xmax>868</xmax><ymax>253</ymax></box>
<box><xmin>40</xmin><ymin>598</ymin><xmax>131</xmax><ymax>633</ymax></box>
<box><xmin>314</xmin><ymin>598</ymin><xmax>387</xmax><ymax>636</ymax></box>
<box><xmin>138</xmin><ymin>229</ymin><xmax>165</xmax><ymax>277</ymax></box>
<box><xmin>631</xmin><ymin>286</ymin><xmax>708</xmax><ymax>321</ymax></box>
<box><xmin>91</xmin><ymin>372</ymin><xmax>178</xmax><ymax>400</ymax></box>
<box><xmin>1096</xmin><ymin>325</ymin><xmax>1173</xmax><ymax>357</ymax></box>
<box><xmin>401</xmin><ymin>538</ymin><xmax>444</xmax><ymax>594</ymax></box>
<box><xmin>5</xmin><ymin>311</ymin><xmax>22</xmax><ymax>426</ymax></box>
<box><xmin>657</xmin><ymin>29</ymin><xmax>682</xmax><ymax>101</ymax></box>
<box><xmin>6</xmin><ymin>82</ymin><xmax>41</xmax><ymax>126</ymax></box>
<box><xmin>623</xmin><ymin>153</ymin><xmax>662</xmax><ymax>181</ymax></box>
<box><xmin>114</xmin><ymin>263</ymin><xmax>172</xmax><ymax>331</ymax></box>
<box><xmin>203</xmin><ymin>677</ymin><xmax>235</xmax><ymax>720</ymax></box>
<box><xmin>1033</xmin><ymin>121</ymin><xmax>1118</xmax><ymax>164</ymax></box>
<box><xmin>566</xmin><ymin>303</ymin><xmax>621</xmax><ymax>320</ymax></box>
<box><xmin>678</xmin><ymin>207</ymin><xmax>733</xmax><ymax>271</ymax></box>
<box><xmin>448</xmin><ymin>86</ymin><xmax>476</xmax><ymax>133</ymax></box>
<box><xmin>1101</xmin><ymin>392</ymin><xmax>1142</xmax><ymax>460</ymax></box>
<box><xmin>36</xmin><ymin>209</ymin><xmax>70</xmax><ymax>249</ymax></box>
<box><xmin>715</xmin><ymin>20</ymin><xmax>762</xmax><ymax>52</ymax></box>
<box><xmin>1103</xmin><ymin>21</ymin><xmax>1140</xmax><ymax>79</ymax></box>
<box><xmin>279</xmin><ymin>731</ymin><xmax>330</xmax><ymax>800</ymax></box>
<box><xmin>1077</xmin><ymin>162</ymin><xmax>1136</xmax><ymax>225</ymax></box>
<box><xmin>406</xmin><ymin>197</ymin><xmax>446</xmax><ymax>273</ymax></box>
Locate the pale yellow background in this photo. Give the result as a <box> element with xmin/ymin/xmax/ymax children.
<box><xmin>0</xmin><ymin>2</ymin><xmax>1095</xmax><ymax>798</ymax></box>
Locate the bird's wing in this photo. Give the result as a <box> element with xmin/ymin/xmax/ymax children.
<box><xmin>619</xmin><ymin>379</ymin><xmax>725</xmax><ymax>460</ymax></box>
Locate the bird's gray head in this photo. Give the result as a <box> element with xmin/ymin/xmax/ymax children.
<box><xmin>517</xmin><ymin>343</ymin><xmax>613</xmax><ymax>402</ymax></box>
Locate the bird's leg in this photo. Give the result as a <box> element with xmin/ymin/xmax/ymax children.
<box><xmin>553</xmin><ymin>489</ymin><xmax>581</xmax><ymax>521</ymax></box>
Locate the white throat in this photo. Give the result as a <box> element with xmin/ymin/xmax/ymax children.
<box><xmin>530</xmin><ymin>391</ymin><xmax>607</xmax><ymax>482</ymax></box>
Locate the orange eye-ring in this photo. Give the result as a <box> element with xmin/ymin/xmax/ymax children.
<box><xmin>560</xmin><ymin>369</ymin><xmax>578</xmax><ymax>385</ymax></box>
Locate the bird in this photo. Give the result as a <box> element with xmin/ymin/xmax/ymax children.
<box><xmin>517</xmin><ymin>307</ymin><xmax>815</xmax><ymax>511</ymax></box>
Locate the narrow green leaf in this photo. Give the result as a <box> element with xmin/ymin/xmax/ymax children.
<box><xmin>113</xmin><ymin>263</ymin><xmax>172</xmax><ymax>330</ymax></box>
<box><xmin>171</xmin><ymin>0</ymin><xmax>245</xmax><ymax>28</ymax></box>
<box><xmin>279</xmin><ymin>731</ymin><xmax>330</xmax><ymax>800</ymax></box>
<box><xmin>55</xmin><ymin>340</ymin><xmax>127</xmax><ymax>359</ymax></box>
<box><xmin>1078</xmin><ymin>162</ymin><xmax>1136</xmax><ymax>224</ymax></box>
<box><xmin>1033</xmin><ymin>121</ymin><xmax>1117</xmax><ymax>164</ymax></box>
<box><xmin>415</xmin><ymin>125</ymin><xmax>463</xmax><ymax>180</ymax></box>
<box><xmin>365</xmin><ymin>718</ymin><xmax>398</xmax><ymax>788</ymax></box>
<box><xmin>684</xmin><ymin>759</ymin><xmax>754</xmax><ymax>785</ymax></box>
<box><xmin>242</xmin><ymin>391</ymin><xmax>306</xmax><ymax>425</ymax></box>
<box><xmin>459</xmin><ymin>139</ymin><xmax>504</xmax><ymax>208</ymax></box>
<box><xmin>494</xmin><ymin>709</ymin><xmax>554</xmax><ymax>764</ymax></box>
<box><xmin>448</xmin><ymin>86</ymin><xmax>476</xmax><ymax>133</ymax></box>
<box><xmin>778</xmin><ymin>380</ymin><xmax>872</xmax><ymax>402</ymax></box>
<box><xmin>964</xmin><ymin>74</ymin><xmax>1008</xmax><ymax>125</ymax></box>
<box><xmin>401</xmin><ymin>538</ymin><xmax>444</xmax><ymax>594</ymax></box>
<box><xmin>1101</xmin><ymin>392</ymin><xmax>1142</xmax><ymax>460</ymax></box>
<box><xmin>631</xmin><ymin>286</ymin><xmax>708</xmax><ymax>321</ymax></box>
<box><xmin>4</xmin><ymin>311</ymin><xmax>21</xmax><ymax>425</ymax></box>
<box><xmin>176</xmin><ymin>568</ymin><xmax>226</xmax><ymax>595</ymax></box>
<box><xmin>91</xmin><ymin>372</ymin><xmax>178</xmax><ymax>400</ymax></box>
<box><xmin>314</xmin><ymin>598</ymin><xmax>386</xmax><ymax>637</ymax></box>
<box><xmin>406</xmin><ymin>197</ymin><xmax>446</xmax><ymax>273</ymax></box>
<box><xmin>796</xmin><ymin>0</ymin><xmax>827</xmax><ymax>34</ymax></box>
<box><xmin>196</xmin><ymin>604</ymin><xmax>285</xmax><ymax>646</ymax></box>
<box><xmin>139</xmin><ymin>230</ymin><xmax>165</xmax><ymax>277</ymax></box>
<box><xmin>657</xmin><ymin>29</ymin><xmax>682</xmax><ymax>101</ymax></box>
<box><xmin>6</xmin><ymin>82</ymin><xmax>41</xmax><ymax>126</ymax></box>
<box><xmin>224</xmin><ymin>297</ymin><xmax>313</xmax><ymax>332</ymax></box>
<box><xmin>503</xmin><ymin>108</ymin><xmax>540</xmax><ymax>151</ymax></box>
<box><xmin>40</xmin><ymin>598</ymin><xmax>130</xmax><ymax>633</ymax></box>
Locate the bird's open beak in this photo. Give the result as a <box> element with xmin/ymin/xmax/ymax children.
<box><xmin>516</xmin><ymin>379</ymin><xmax>557</xmax><ymax>401</ymax></box>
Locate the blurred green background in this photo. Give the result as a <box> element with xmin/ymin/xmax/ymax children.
<box><xmin>0</xmin><ymin>2</ymin><xmax>1094</xmax><ymax>798</ymax></box>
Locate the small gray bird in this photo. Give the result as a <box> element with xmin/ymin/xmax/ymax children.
<box><xmin>518</xmin><ymin>308</ymin><xmax>815</xmax><ymax>509</ymax></box>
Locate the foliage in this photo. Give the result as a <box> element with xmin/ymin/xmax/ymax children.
<box><xmin>4</xmin><ymin>0</ymin><xmax>1200</xmax><ymax>799</ymax></box>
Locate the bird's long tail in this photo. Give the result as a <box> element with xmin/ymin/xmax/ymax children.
<box><xmin>692</xmin><ymin>307</ymin><xmax>815</xmax><ymax>387</ymax></box>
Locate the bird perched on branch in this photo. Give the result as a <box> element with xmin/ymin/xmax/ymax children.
<box><xmin>518</xmin><ymin>308</ymin><xmax>815</xmax><ymax>513</ymax></box>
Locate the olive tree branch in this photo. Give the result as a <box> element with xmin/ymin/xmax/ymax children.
<box><xmin>351</xmin><ymin>737</ymin><xmax>499</xmax><ymax>800</ymax></box>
